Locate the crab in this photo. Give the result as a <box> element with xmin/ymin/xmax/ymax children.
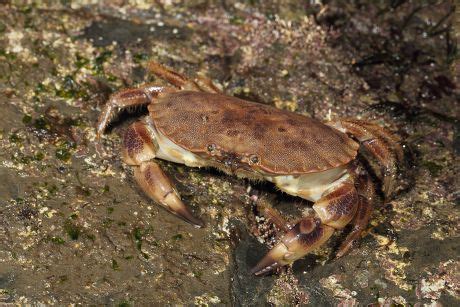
<box><xmin>96</xmin><ymin>61</ymin><xmax>403</xmax><ymax>275</ymax></box>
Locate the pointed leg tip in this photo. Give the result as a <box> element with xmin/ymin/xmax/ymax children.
<box><xmin>335</xmin><ymin>250</ymin><xmax>346</xmax><ymax>259</ymax></box>
<box><xmin>250</xmin><ymin>243</ymin><xmax>289</xmax><ymax>276</ymax></box>
<box><xmin>164</xmin><ymin>200</ymin><xmax>204</xmax><ymax>229</ymax></box>
<box><xmin>192</xmin><ymin>219</ymin><xmax>205</xmax><ymax>229</ymax></box>
<box><xmin>250</xmin><ymin>260</ymin><xmax>280</xmax><ymax>276</ymax></box>
<box><xmin>175</xmin><ymin>209</ymin><xmax>205</xmax><ymax>229</ymax></box>
<box><xmin>336</xmin><ymin>238</ymin><xmax>357</xmax><ymax>259</ymax></box>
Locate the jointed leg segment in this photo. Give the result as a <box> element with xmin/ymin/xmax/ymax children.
<box><xmin>313</xmin><ymin>181</ymin><xmax>359</xmax><ymax>229</ymax></box>
<box><xmin>134</xmin><ymin>161</ymin><xmax>204</xmax><ymax>227</ymax></box>
<box><xmin>326</xmin><ymin>119</ymin><xmax>403</xmax><ymax>197</ymax></box>
<box><xmin>123</xmin><ymin>121</ymin><xmax>204</xmax><ymax>228</ymax></box>
<box><xmin>148</xmin><ymin>61</ymin><xmax>222</xmax><ymax>93</ymax></box>
<box><xmin>336</xmin><ymin>173</ymin><xmax>375</xmax><ymax>258</ymax></box>
<box><xmin>147</xmin><ymin>61</ymin><xmax>197</xmax><ymax>90</ymax></box>
<box><xmin>96</xmin><ymin>85</ymin><xmax>168</xmax><ymax>138</ymax></box>
<box><xmin>251</xmin><ymin>216</ymin><xmax>334</xmax><ymax>275</ymax></box>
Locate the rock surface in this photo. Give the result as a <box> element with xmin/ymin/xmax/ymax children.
<box><xmin>0</xmin><ymin>1</ymin><xmax>458</xmax><ymax>305</ymax></box>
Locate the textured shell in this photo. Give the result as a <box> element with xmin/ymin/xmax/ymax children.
<box><xmin>149</xmin><ymin>91</ymin><xmax>359</xmax><ymax>174</ymax></box>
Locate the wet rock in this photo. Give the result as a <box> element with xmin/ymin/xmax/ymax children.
<box><xmin>0</xmin><ymin>1</ymin><xmax>458</xmax><ymax>305</ymax></box>
<box><xmin>230</xmin><ymin>220</ymin><xmax>275</xmax><ymax>305</ymax></box>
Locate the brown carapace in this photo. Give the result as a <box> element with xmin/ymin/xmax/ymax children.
<box><xmin>151</xmin><ymin>91</ymin><xmax>359</xmax><ymax>174</ymax></box>
<box><xmin>96</xmin><ymin>61</ymin><xmax>403</xmax><ymax>275</ymax></box>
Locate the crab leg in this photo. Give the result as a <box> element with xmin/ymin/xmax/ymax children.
<box><xmin>255</xmin><ymin>196</ymin><xmax>291</xmax><ymax>232</ymax></box>
<box><xmin>251</xmin><ymin>180</ymin><xmax>359</xmax><ymax>275</ymax></box>
<box><xmin>195</xmin><ymin>75</ymin><xmax>223</xmax><ymax>94</ymax></box>
<box><xmin>96</xmin><ymin>85</ymin><xmax>169</xmax><ymax>138</ymax></box>
<box><xmin>336</xmin><ymin>173</ymin><xmax>375</xmax><ymax>258</ymax></box>
<box><xmin>134</xmin><ymin>161</ymin><xmax>204</xmax><ymax>228</ymax></box>
<box><xmin>123</xmin><ymin>121</ymin><xmax>204</xmax><ymax>228</ymax></box>
<box><xmin>148</xmin><ymin>61</ymin><xmax>222</xmax><ymax>93</ymax></box>
<box><xmin>148</xmin><ymin>61</ymin><xmax>201</xmax><ymax>91</ymax></box>
<box><xmin>251</xmin><ymin>216</ymin><xmax>334</xmax><ymax>275</ymax></box>
<box><xmin>326</xmin><ymin>119</ymin><xmax>403</xmax><ymax>197</ymax></box>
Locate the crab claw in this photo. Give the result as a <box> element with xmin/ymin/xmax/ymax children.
<box><xmin>251</xmin><ymin>217</ymin><xmax>334</xmax><ymax>275</ymax></box>
<box><xmin>134</xmin><ymin>161</ymin><xmax>204</xmax><ymax>228</ymax></box>
<box><xmin>159</xmin><ymin>190</ymin><xmax>205</xmax><ymax>228</ymax></box>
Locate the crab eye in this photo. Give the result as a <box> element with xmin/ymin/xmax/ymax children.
<box><xmin>207</xmin><ymin>144</ymin><xmax>216</xmax><ymax>153</ymax></box>
<box><xmin>249</xmin><ymin>155</ymin><xmax>259</xmax><ymax>164</ymax></box>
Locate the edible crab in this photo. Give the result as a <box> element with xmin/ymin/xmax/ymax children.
<box><xmin>96</xmin><ymin>62</ymin><xmax>403</xmax><ymax>275</ymax></box>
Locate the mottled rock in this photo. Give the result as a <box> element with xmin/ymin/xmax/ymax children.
<box><xmin>0</xmin><ymin>1</ymin><xmax>457</xmax><ymax>305</ymax></box>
